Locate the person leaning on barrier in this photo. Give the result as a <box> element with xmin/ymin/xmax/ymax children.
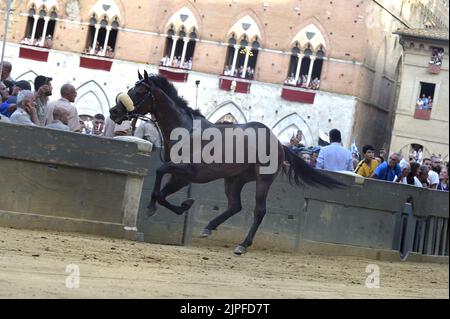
<box><xmin>393</xmin><ymin>160</ymin><xmax>411</xmax><ymax>184</ymax></box>
<box><xmin>91</xmin><ymin>113</ymin><xmax>105</xmax><ymax>135</ymax></box>
<box><xmin>418</xmin><ymin>165</ymin><xmax>431</xmax><ymax>188</ymax></box>
<box><xmin>354</xmin><ymin>145</ymin><xmax>379</xmax><ymax>178</ymax></box>
<box><xmin>45</xmin><ymin>106</ymin><xmax>70</xmax><ymax>132</ymax></box>
<box><xmin>46</xmin><ymin>83</ymin><xmax>81</xmax><ymax>132</ymax></box>
<box><xmin>371</xmin><ymin>152</ymin><xmax>403</xmax><ymax>182</ymax></box>
<box><xmin>422</xmin><ymin>158</ymin><xmax>439</xmax><ymax>189</ymax></box>
<box><xmin>430</xmin><ymin>155</ymin><xmax>443</xmax><ymax>175</ymax></box>
<box><xmin>134</xmin><ymin>119</ymin><xmax>162</xmax><ymax>147</ymax></box>
<box><xmin>406</xmin><ymin>162</ymin><xmax>423</xmax><ymax>187</ymax></box>
<box><xmin>437</xmin><ymin>167</ymin><xmax>449</xmax><ymax>191</ymax></box>
<box><xmin>103</xmin><ymin>116</ymin><xmax>132</xmax><ymax>137</ymax></box>
<box><xmin>0</xmin><ymin>81</ymin><xmax>14</xmax><ymax>117</ymax></box>
<box><xmin>9</xmin><ymin>90</ymin><xmax>39</xmax><ymax>126</ymax></box>
<box><xmin>299</xmin><ymin>150</ymin><xmax>312</xmax><ymax>166</ymax></box>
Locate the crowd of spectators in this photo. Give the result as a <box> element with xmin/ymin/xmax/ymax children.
<box><xmin>0</xmin><ymin>60</ymin><xmax>160</xmax><ymax>146</ymax></box>
<box><xmin>416</xmin><ymin>94</ymin><xmax>433</xmax><ymax>110</ymax></box>
<box><xmin>20</xmin><ymin>35</ymin><xmax>53</xmax><ymax>49</ymax></box>
<box><xmin>284</xmin><ymin>74</ymin><xmax>320</xmax><ymax>90</ymax></box>
<box><xmin>160</xmin><ymin>55</ymin><xmax>193</xmax><ymax>70</ymax></box>
<box><xmin>430</xmin><ymin>48</ymin><xmax>444</xmax><ymax>66</ymax></box>
<box><xmin>223</xmin><ymin>65</ymin><xmax>255</xmax><ymax>80</ymax></box>
<box><xmin>285</xmin><ymin>128</ymin><xmax>448</xmax><ymax>192</ymax></box>
<box><xmin>1</xmin><ymin>60</ymin><xmax>447</xmax><ymax>193</ymax></box>
<box><xmin>84</xmin><ymin>42</ymin><xmax>115</xmax><ymax>58</ymax></box>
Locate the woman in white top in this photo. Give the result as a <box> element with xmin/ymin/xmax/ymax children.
<box><xmin>394</xmin><ymin>161</ymin><xmax>422</xmax><ymax>187</ymax></box>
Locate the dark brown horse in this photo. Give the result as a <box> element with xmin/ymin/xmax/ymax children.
<box><xmin>110</xmin><ymin>71</ymin><xmax>343</xmax><ymax>255</ymax></box>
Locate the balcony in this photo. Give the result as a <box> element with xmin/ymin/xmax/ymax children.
<box><xmin>427</xmin><ymin>63</ymin><xmax>441</xmax><ymax>74</ymax></box>
<box><xmin>19</xmin><ymin>45</ymin><xmax>49</xmax><ymax>62</ymax></box>
<box><xmin>79</xmin><ymin>55</ymin><xmax>113</xmax><ymax>72</ymax></box>
<box><xmin>281</xmin><ymin>84</ymin><xmax>316</xmax><ymax>104</ymax></box>
<box><xmin>414</xmin><ymin>108</ymin><xmax>431</xmax><ymax>120</ymax></box>
<box><xmin>158</xmin><ymin>66</ymin><xmax>189</xmax><ymax>82</ymax></box>
<box><xmin>219</xmin><ymin>76</ymin><xmax>251</xmax><ymax>94</ymax></box>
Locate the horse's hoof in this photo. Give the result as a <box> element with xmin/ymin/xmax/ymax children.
<box><xmin>146</xmin><ymin>205</ymin><xmax>157</xmax><ymax>217</ymax></box>
<box><xmin>199</xmin><ymin>228</ymin><xmax>212</xmax><ymax>238</ymax></box>
<box><xmin>233</xmin><ymin>245</ymin><xmax>246</xmax><ymax>255</ymax></box>
<box><xmin>181</xmin><ymin>198</ymin><xmax>195</xmax><ymax>210</ymax></box>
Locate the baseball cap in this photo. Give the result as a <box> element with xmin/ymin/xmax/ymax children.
<box><xmin>34</xmin><ymin>75</ymin><xmax>53</xmax><ymax>91</ymax></box>
<box><xmin>14</xmin><ymin>80</ymin><xmax>32</xmax><ymax>91</ymax></box>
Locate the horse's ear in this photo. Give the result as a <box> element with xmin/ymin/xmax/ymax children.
<box><xmin>144</xmin><ymin>70</ymin><xmax>149</xmax><ymax>81</ymax></box>
<box><xmin>138</xmin><ymin>70</ymin><xmax>143</xmax><ymax>80</ymax></box>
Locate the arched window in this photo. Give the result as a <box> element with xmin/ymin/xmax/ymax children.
<box><xmin>287</xmin><ymin>24</ymin><xmax>327</xmax><ymax>90</ymax></box>
<box><xmin>286</xmin><ymin>43</ymin><xmax>301</xmax><ymax>85</ymax></box>
<box><xmin>22</xmin><ymin>1</ymin><xmax>58</xmax><ymax>48</ymax></box>
<box><xmin>85</xmin><ymin>0</ymin><xmax>122</xmax><ymax>58</ymax></box>
<box><xmin>224</xmin><ymin>36</ymin><xmax>259</xmax><ymax>80</ymax></box>
<box><xmin>84</xmin><ymin>14</ymin><xmax>119</xmax><ymax>58</ymax></box>
<box><xmin>311</xmin><ymin>48</ymin><xmax>325</xmax><ymax>84</ymax></box>
<box><xmin>223</xmin><ymin>16</ymin><xmax>262</xmax><ymax>80</ymax></box>
<box><xmin>161</xmin><ymin>7</ymin><xmax>199</xmax><ymax>70</ymax></box>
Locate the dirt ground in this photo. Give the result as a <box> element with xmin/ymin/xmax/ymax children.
<box><xmin>0</xmin><ymin>226</ymin><xmax>448</xmax><ymax>299</ymax></box>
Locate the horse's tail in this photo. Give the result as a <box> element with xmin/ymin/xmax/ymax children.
<box><xmin>282</xmin><ymin>145</ymin><xmax>345</xmax><ymax>189</ymax></box>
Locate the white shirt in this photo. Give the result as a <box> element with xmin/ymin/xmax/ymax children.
<box><xmin>428</xmin><ymin>170</ymin><xmax>439</xmax><ymax>187</ymax></box>
<box><xmin>0</xmin><ymin>114</ymin><xmax>11</xmax><ymax>123</ymax></box>
<box><xmin>134</xmin><ymin>121</ymin><xmax>161</xmax><ymax>147</ymax></box>
<box><xmin>47</xmin><ymin>98</ymin><xmax>81</xmax><ymax>132</ymax></box>
<box><xmin>9</xmin><ymin>107</ymin><xmax>36</xmax><ymax>126</ymax></box>
<box><xmin>46</xmin><ymin>120</ymin><xmax>70</xmax><ymax>132</ymax></box>
<box><xmin>394</xmin><ymin>176</ymin><xmax>423</xmax><ymax>187</ymax></box>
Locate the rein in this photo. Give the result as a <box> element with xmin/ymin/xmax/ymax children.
<box><xmin>118</xmin><ymin>76</ymin><xmax>196</xmax><ymax>163</ymax></box>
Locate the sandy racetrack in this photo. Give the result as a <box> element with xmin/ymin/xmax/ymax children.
<box><xmin>0</xmin><ymin>226</ymin><xmax>448</xmax><ymax>299</ymax></box>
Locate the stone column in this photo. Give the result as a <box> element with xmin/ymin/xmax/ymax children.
<box><xmin>180</xmin><ymin>37</ymin><xmax>189</xmax><ymax>67</ymax></box>
<box><xmin>169</xmin><ymin>36</ymin><xmax>179</xmax><ymax>62</ymax></box>
<box><xmin>294</xmin><ymin>54</ymin><xmax>304</xmax><ymax>83</ymax></box>
<box><xmin>230</xmin><ymin>45</ymin><xmax>239</xmax><ymax>76</ymax></box>
<box><xmin>90</xmin><ymin>24</ymin><xmax>100</xmax><ymax>54</ymax></box>
<box><xmin>306</xmin><ymin>56</ymin><xmax>316</xmax><ymax>87</ymax></box>
<box><xmin>241</xmin><ymin>46</ymin><xmax>251</xmax><ymax>78</ymax></box>
<box><xmin>101</xmin><ymin>26</ymin><xmax>112</xmax><ymax>56</ymax></box>
<box><xmin>39</xmin><ymin>17</ymin><xmax>50</xmax><ymax>46</ymax></box>
<box><xmin>30</xmin><ymin>15</ymin><xmax>39</xmax><ymax>44</ymax></box>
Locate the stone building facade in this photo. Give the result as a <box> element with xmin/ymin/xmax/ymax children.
<box><xmin>389</xmin><ymin>28</ymin><xmax>449</xmax><ymax>161</ymax></box>
<box><xmin>1</xmin><ymin>0</ymin><xmax>448</xmax><ymax>149</ymax></box>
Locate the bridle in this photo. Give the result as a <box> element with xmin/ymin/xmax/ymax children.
<box><xmin>116</xmin><ymin>79</ymin><xmax>156</xmax><ymax>122</ymax></box>
<box><xmin>115</xmin><ymin>78</ymin><xmax>167</xmax><ymax>162</ymax></box>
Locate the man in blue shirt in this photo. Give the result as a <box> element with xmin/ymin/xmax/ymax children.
<box><xmin>316</xmin><ymin>129</ymin><xmax>353</xmax><ymax>172</ymax></box>
<box><xmin>372</xmin><ymin>152</ymin><xmax>402</xmax><ymax>181</ymax></box>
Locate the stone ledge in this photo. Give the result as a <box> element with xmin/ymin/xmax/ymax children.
<box><xmin>0</xmin><ymin>210</ymin><xmax>129</xmax><ymax>240</ymax></box>
<box><xmin>297</xmin><ymin>239</ymin><xmax>448</xmax><ymax>264</ymax></box>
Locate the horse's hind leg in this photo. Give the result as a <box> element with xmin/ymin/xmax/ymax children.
<box><xmin>234</xmin><ymin>175</ymin><xmax>275</xmax><ymax>255</ymax></box>
<box><xmin>200</xmin><ymin>176</ymin><xmax>246</xmax><ymax>237</ymax></box>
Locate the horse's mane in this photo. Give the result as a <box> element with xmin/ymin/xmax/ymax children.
<box><xmin>149</xmin><ymin>75</ymin><xmax>205</xmax><ymax>118</ymax></box>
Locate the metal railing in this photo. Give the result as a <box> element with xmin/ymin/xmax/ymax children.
<box><xmin>394</xmin><ymin>202</ymin><xmax>449</xmax><ymax>260</ymax></box>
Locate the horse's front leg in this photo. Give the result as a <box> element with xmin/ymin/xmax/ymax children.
<box><xmin>146</xmin><ymin>163</ymin><xmax>195</xmax><ymax>216</ymax></box>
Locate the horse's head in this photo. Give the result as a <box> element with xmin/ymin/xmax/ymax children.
<box><xmin>109</xmin><ymin>70</ymin><xmax>156</xmax><ymax>124</ymax></box>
